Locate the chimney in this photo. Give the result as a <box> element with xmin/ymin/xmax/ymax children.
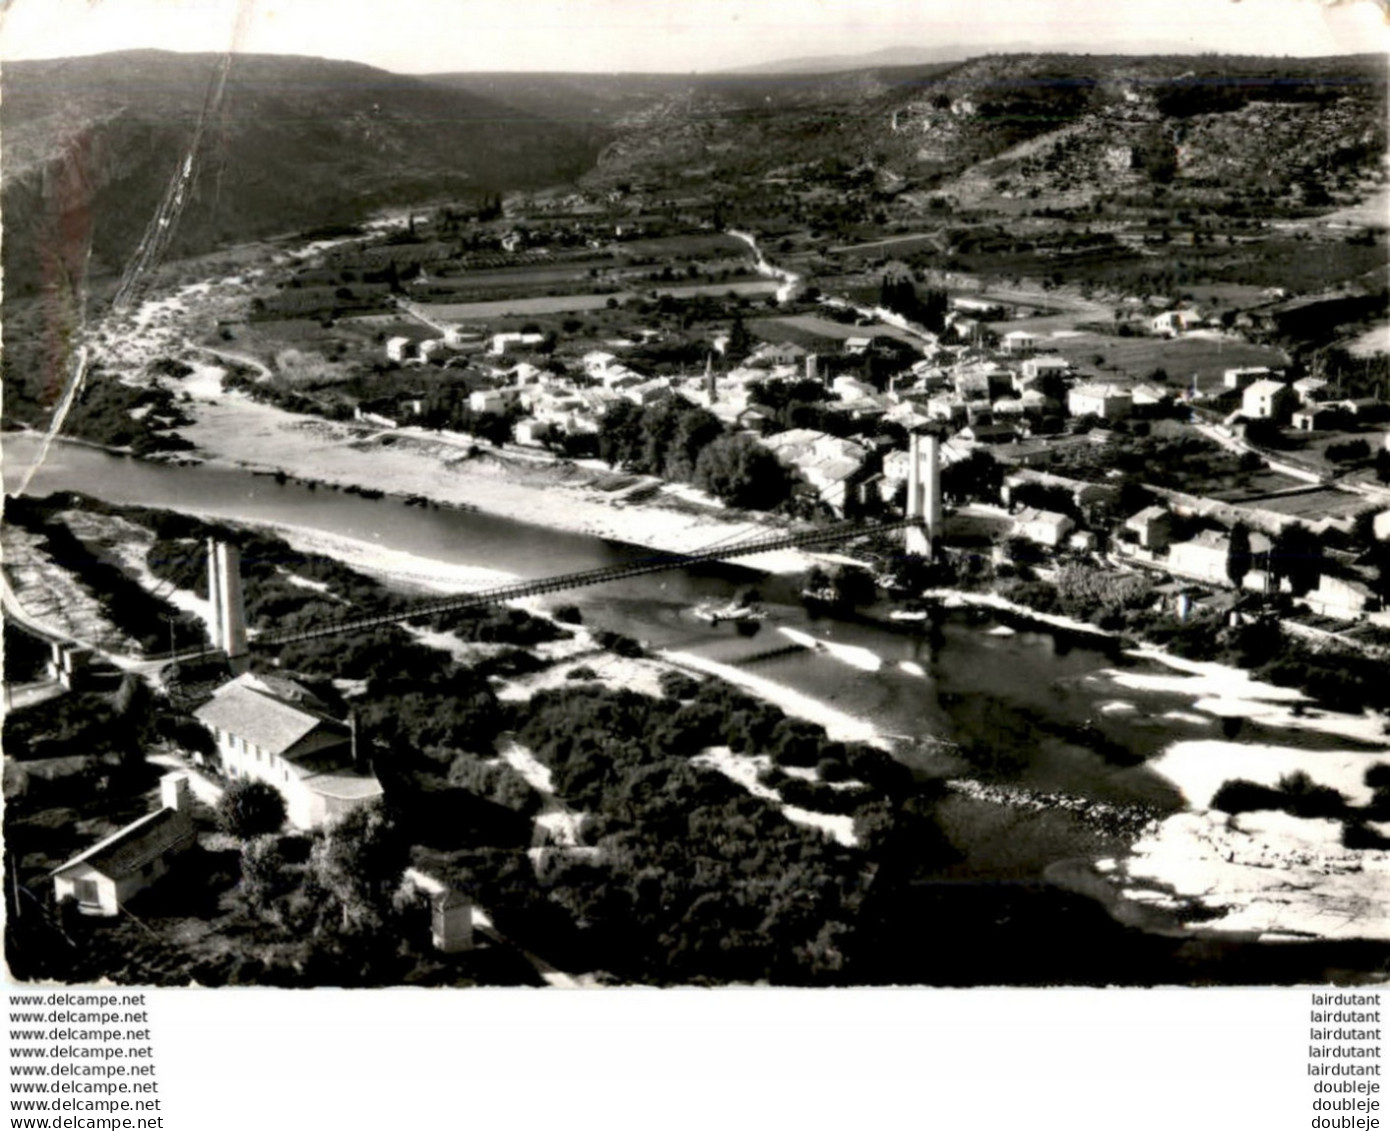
<box><xmin>160</xmin><ymin>772</ymin><xmax>192</xmax><ymax>813</ymax></box>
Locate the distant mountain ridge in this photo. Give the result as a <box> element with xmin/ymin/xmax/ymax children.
<box><xmin>718</xmin><ymin>41</ymin><xmax>1230</xmax><ymax>75</ymax></box>
<box><xmin>1</xmin><ymin>49</ymin><xmax>598</xmax><ymax>297</ymax></box>
<box><xmin>3</xmin><ymin>48</ymin><xmax>1384</xmax><ymax>304</ymax></box>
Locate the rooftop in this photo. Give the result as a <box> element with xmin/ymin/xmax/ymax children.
<box><xmin>194</xmin><ymin>673</ymin><xmax>345</xmax><ymax>758</ymax></box>
<box><xmin>52</xmin><ymin>808</ymin><xmax>194</xmax><ymax>882</ymax></box>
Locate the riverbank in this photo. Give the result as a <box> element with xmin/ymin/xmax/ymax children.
<box><xmin>173</xmin><ymin>387</ymin><xmax>819</xmax><ymax>575</ymax></box>
<box><xmin>1083</xmin><ymin>643</ymin><xmax>1390</xmax><ymax>942</ymax></box>
<box><xmin>921</xmin><ymin>587</ymin><xmax>1119</xmax><ymax>642</ymax></box>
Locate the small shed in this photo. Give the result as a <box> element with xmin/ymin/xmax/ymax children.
<box><xmin>51</xmin><ymin>774</ymin><xmax>197</xmax><ymax>917</ymax></box>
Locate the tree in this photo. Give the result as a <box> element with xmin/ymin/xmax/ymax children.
<box><xmin>727</xmin><ymin>314</ymin><xmax>752</xmax><ymax>361</ymax></box>
<box><xmin>693</xmin><ymin>435</ymin><xmax>791</xmax><ymax>510</ymax></box>
<box><xmin>239</xmin><ymin>833</ymin><xmax>295</xmax><ymax>912</ymax></box>
<box><xmin>307</xmin><ymin>800</ymin><xmax>410</xmax><ymax>934</ymax></box>
<box><xmin>1226</xmin><ymin>522</ymin><xmax>1253</xmax><ymax>588</ymax></box>
<box><xmin>598</xmin><ymin>399</ymin><xmax>645</xmax><ymax>469</ymax></box>
<box><xmin>1268</xmin><ymin>524</ymin><xmax>1324</xmax><ymax>596</ymax></box>
<box><xmin>217</xmin><ymin>779</ymin><xmax>288</xmax><ymax>840</ymax></box>
<box><xmin>940</xmin><ymin>448</ymin><xmax>1002</xmax><ymax>504</ymax></box>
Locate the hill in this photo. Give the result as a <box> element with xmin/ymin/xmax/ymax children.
<box><xmin>572</xmin><ymin>52</ymin><xmax>1387</xmax><ymax>217</ymax></box>
<box><xmin>1</xmin><ymin>50</ymin><xmax>599</xmax><ymax>298</ymax></box>
<box><xmin>717</xmin><ymin>40</ymin><xmax>1203</xmax><ymax>75</ymax></box>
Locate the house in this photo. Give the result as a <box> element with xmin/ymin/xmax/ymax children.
<box><xmin>1167</xmin><ymin>529</ymin><xmax>1270</xmax><ymax>586</ymax></box>
<box><xmin>760</xmin><ymin>429</ymin><xmax>869</xmax><ymax>517</ymax></box>
<box><xmin>1291</xmin><ymin>403</ymin><xmax>1338</xmax><ymax>432</ymax></box>
<box><xmin>1303</xmin><ymin>574</ymin><xmax>1378</xmax><ymax>620</ymax></box>
<box><xmin>1242</xmin><ymin>379</ymin><xmax>1296</xmax><ymax>421</ymax></box>
<box><xmin>1068</xmin><ymin>383</ymin><xmax>1133</xmax><ymax>421</ymax></box>
<box><xmin>582</xmin><ymin>350</ymin><xmax>619</xmax><ymax>377</ymax></box>
<box><xmin>953</xmin><ymin>370</ymin><xmax>994</xmax><ymax>403</ymax></box>
<box><xmin>926</xmin><ymin>395</ymin><xmax>969</xmax><ymax>425</ymax></box>
<box><xmin>470</xmin><ymin>387</ymin><xmax>520</xmax><ymax>414</ymax></box>
<box><xmin>442</xmin><ymin>325</ymin><xmax>484</xmax><ymax>350</ymax></box>
<box><xmin>1151</xmin><ymin>309</ymin><xmax>1203</xmax><ymax>336</ymax></box>
<box><xmin>959</xmin><ymin>421</ymin><xmax>1019</xmax><ymax>445</ymax></box>
<box><xmin>514</xmin><ymin>418</ymin><xmax>554</xmax><ymax>447</ymax></box>
<box><xmin>1340</xmin><ymin>398</ymin><xmax>1390</xmax><ymax>422</ymax></box>
<box><xmin>1131</xmin><ymin>383</ymin><xmax>1172</xmax><ymax>409</ymax></box>
<box><xmin>1004</xmin><ymin>469</ymin><xmax>1120</xmax><ymax>509</ymax></box>
<box><xmin>52</xmin><ymin>773</ymin><xmax>197</xmax><ymax>916</ymax></box>
<box><xmin>952</xmin><ymin>296</ymin><xmax>1005</xmax><ymax>318</ymax></box>
<box><xmin>1021</xmin><ymin>356</ymin><xmax>1069</xmax><ymax>383</ymax></box>
<box><xmin>194</xmin><ymin>673</ymin><xmax>382</xmax><ymax>829</ymax></box>
<box><xmin>355</xmin><ymin>406</ymin><xmax>400</xmax><ymax>430</ymax></box>
<box><xmin>1011</xmin><ymin>507</ymin><xmax>1076</xmax><ymax>548</ymax></box>
<box><xmin>385</xmin><ymin>336</ymin><xmax>412</xmax><ymax>363</ymax></box>
<box><xmin>622</xmin><ymin>378</ymin><xmax>674</xmax><ymax>406</ymax></box>
<box><xmin>489</xmin><ymin>332</ymin><xmax>545</xmax><ymax>356</ymax></box>
<box><xmin>1125</xmin><ymin>506</ymin><xmax>1175</xmax><ymax>552</ymax></box>
<box><xmin>843</xmin><ymin>337</ymin><xmax>872</xmax><ymax>356</ymax></box>
<box><xmin>1001</xmin><ymin>330</ymin><xmax>1037</xmax><ymax>355</ymax></box>
<box><xmin>832</xmin><ymin>375</ymin><xmax>878</xmax><ymax>401</ymax></box>
<box><xmin>756</xmin><ymin>341</ymin><xmax>808</xmax><ymax>366</ymax></box>
<box><xmin>1223</xmin><ymin>366</ymin><xmax>1276</xmax><ymax>391</ymax></box>
<box><xmin>602</xmin><ymin>366</ymin><xmax>645</xmax><ymax>391</ymax></box>
<box><xmin>1292</xmin><ymin>376</ymin><xmax>1329</xmax><ymax>404</ymax></box>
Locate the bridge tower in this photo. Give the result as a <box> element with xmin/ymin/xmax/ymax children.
<box><xmin>207</xmin><ymin>539</ymin><xmax>249</xmax><ymax>675</ymax></box>
<box><xmin>904</xmin><ymin>432</ymin><xmax>941</xmax><ymax>558</ymax></box>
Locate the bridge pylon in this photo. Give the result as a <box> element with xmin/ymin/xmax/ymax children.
<box><xmin>905</xmin><ymin>432</ymin><xmax>941</xmax><ymax>558</ymax></box>
<box><xmin>208</xmin><ymin>539</ymin><xmax>249</xmax><ymax>675</ymax></box>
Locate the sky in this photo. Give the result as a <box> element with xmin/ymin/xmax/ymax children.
<box><xmin>0</xmin><ymin>0</ymin><xmax>1386</xmax><ymax>73</ymax></box>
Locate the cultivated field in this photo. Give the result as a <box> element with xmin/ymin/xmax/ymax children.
<box><xmin>1045</xmin><ymin>333</ymin><xmax>1290</xmax><ymax>393</ymax></box>
<box><xmin>753</xmin><ymin>313</ymin><xmax>923</xmax><ymax>349</ymax></box>
<box><xmin>421</xmin><ymin>280</ymin><xmax>781</xmax><ymax>320</ymax></box>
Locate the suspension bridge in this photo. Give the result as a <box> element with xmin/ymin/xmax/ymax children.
<box><xmin>252</xmin><ymin>517</ymin><xmax>924</xmax><ymax>648</ymax></box>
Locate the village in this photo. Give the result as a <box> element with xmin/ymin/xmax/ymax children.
<box><xmin>226</xmin><ymin>208</ymin><xmax>1390</xmax><ymax>637</ymax></box>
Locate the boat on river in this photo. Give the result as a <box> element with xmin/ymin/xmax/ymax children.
<box><xmin>692</xmin><ymin>600</ymin><xmax>766</xmax><ymax>625</ymax></box>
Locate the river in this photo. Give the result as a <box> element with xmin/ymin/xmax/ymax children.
<box><xmin>0</xmin><ymin>434</ymin><xmax>1344</xmax><ymax>864</ymax></box>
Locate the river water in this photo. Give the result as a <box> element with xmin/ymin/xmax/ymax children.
<box><xmin>10</xmin><ymin>433</ymin><xmax>1330</xmax><ymax>863</ymax></box>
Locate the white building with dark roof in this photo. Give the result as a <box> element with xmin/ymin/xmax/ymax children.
<box><xmin>1242</xmin><ymin>379</ymin><xmax>1295</xmax><ymax>421</ymax></box>
<box><xmin>1001</xmin><ymin>330</ymin><xmax>1038</xmax><ymax>355</ymax></box>
<box><xmin>1068</xmin><ymin>383</ymin><xmax>1133</xmax><ymax>421</ymax></box>
<box><xmin>1224</xmin><ymin>366</ymin><xmax>1276</xmax><ymax>391</ymax></box>
<box><xmin>1011</xmin><ymin>507</ymin><xmax>1076</xmax><ymax>548</ymax></box>
<box><xmin>52</xmin><ymin>774</ymin><xmax>198</xmax><ymax>916</ymax></box>
<box><xmin>195</xmin><ymin>673</ymin><xmax>381</xmax><ymax>829</ymax></box>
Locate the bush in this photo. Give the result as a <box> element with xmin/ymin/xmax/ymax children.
<box><xmin>1209</xmin><ymin>778</ymin><xmax>1282</xmax><ymax>814</ymax></box>
<box><xmin>658</xmin><ymin>670</ymin><xmax>703</xmax><ymax>700</ymax></box>
<box><xmin>448</xmin><ymin>754</ymin><xmax>542</xmax><ymax>818</ymax></box>
<box><xmin>595</xmin><ymin>630</ymin><xmax>644</xmax><ymax>658</ymax></box>
<box><xmin>217</xmin><ymin>779</ymin><xmax>289</xmax><ymax>839</ymax></box>
<box><xmin>1327</xmin><ymin>439</ymin><xmax>1371</xmax><ymax>463</ymax></box>
<box><xmin>1211</xmin><ymin>773</ymin><xmax>1345</xmax><ymax>819</ymax></box>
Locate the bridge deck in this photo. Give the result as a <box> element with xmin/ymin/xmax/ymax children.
<box><xmin>253</xmin><ymin>519</ymin><xmax>921</xmax><ymax>648</ymax></box>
